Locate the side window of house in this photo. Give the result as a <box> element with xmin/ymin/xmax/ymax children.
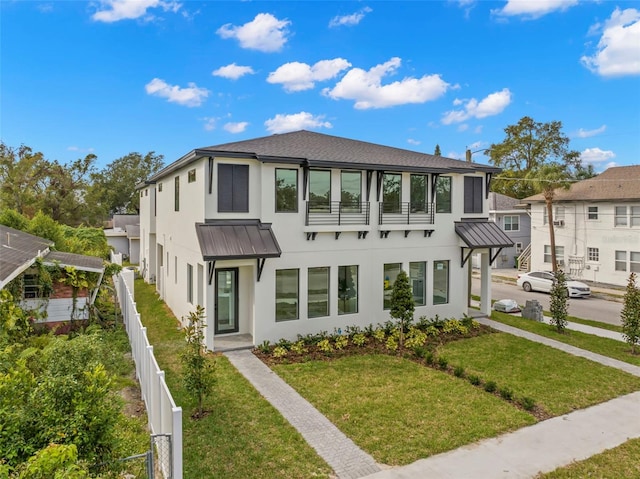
<box><xmin>410</xmin><ymin>261</ymin><xmax>426</xmax><ymax>306</ymax></box>
<box><xmin>435</xmin><ymin>176</ymin><xmax>451</xmax><ymax>213</ymax></box>
<box><xmin>341</xmin><ymin>171</ymin><xmax>361</xmax><ymax>212</ymax></box>
<box><xmin>174</xmin><ymin>176</ymin><xmax>179</xmax><ymax>212</ymax></box>
<box><xmin>275</xmin><ymin>269</ymin><xmax>299</xmax><ymax>321</ymax></box>
<box><xmin>338</xmin><ymin>265</ymin><xmax>358</xmax><ymax>315</ymax></box>
<box><xmin>433</xmin><ymin>260</ymin><xmax>449</xmax><ymax>305</ymax></box>
<box><xmin>383</xmin><ymin>263</ymin><xmax>402</xmax><ymax>309</ymax></box>
<box><xmin>410</xmin><ymin>175</ymin><xmax>428</xmax><ymax>213</ymax></box>
<box><xmin>187</xmin><ymin>263</ymin><xmax>193</xmax><ymax>304</ymax></box>
<box><xmin>275</xmin><ymin>169</ymin><xmax>298</xmax><ymax>212</ymax></box>
<box><xmin>382</xmin><ymin>173</ymin><xmax>402</xmax><ymax>213</ymax></box>
<box><xmin>504</xmin><ymin>215</ymin><xmax>519</xmax><ymax>231</ymax></box>
<box><xmin>218</xmin><ymin>164</ymin><xmax>249</xmax><ymax>212</ymax></box>
<box><xmin>188</xmin><ymin>169</ymin><xmax>196</xmax><ymax>183</ymax></box>
<box><xmin>309</xmin><ymin>170</ymin><xmax>331</xmax><ymax>212</ymax></box>
<box><xmin>463</xmin><ymin>176</ymin><xmax>483</xmax><ymax>214</ymax></box>
<box><xmin>587</xmin><ymin>206</ymin><xmax>598</xmax><ymax>220</ymax></box>
<box><xmin>308</xmin><ymin>267</ymin><xmax>329</xmax><ymax>318</ymax></box>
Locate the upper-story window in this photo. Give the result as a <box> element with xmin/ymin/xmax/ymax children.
<box><xmin>410</xmin><ymin>174</ymin><xmax>428</xmax><ymax>213</ymax></box>
<box><xmin>503</xmin><ymin>215</ymin><xmax>519</xmax><ymax>231</ymax></box>
<box><xmin>382</xmin><ymin>173</ymin><xmax>401</xmax><ymax>213</ymax></box>
<box><xmin>543</xmin><ymin>206</ymin><xmax>564</xmax><ymax>225</ymax></box>
<box><xmin>174</xmin><ymin>176</ymin><xmax>179</xmax><ymax>212</ymax></box>
<box><xmin>158</xmin><ymin>182</ymin><xmax>163</xmax><ymax>192</ymax></box>
<box><xmin>435</xmin><ymin>176</ymin><xmax>451</xmax><ymax>213</ymax></box>
<box><xmin>218</xmin><ymin>164</ymin><xmax>249</xmax><ymax>212</ymax></box>
<box><xmin>275</xmin><ymin>169</ymin><xmax>298</xmax><ymax>212</ymax></box>
<box><xmin>615</xmin><ymin>205</ymin><xmax>640</xmax><ymax>227</ymax></box>
<box><xmin>341</xmin><ymin>171</ymin><xmax>361</xmax><ymax>210</ymax></box>
<box><xmin>587</xmin><ymin>206</ymin><xmax>598</xmax><ymax>220</ymax></box>
<box><xmin>464</xmin><ymin>176</ymin><xmax>483</xmax><ymax>214</ymax></box>
<box><xmin>309</xmin><ymin>170</ymin><xmax>331</xmax><ymax>212</ymax></box>
<box><xmin>188</xmin><ymin>169</ymin><xmax>196</xmax><ymax>183</ymax></box>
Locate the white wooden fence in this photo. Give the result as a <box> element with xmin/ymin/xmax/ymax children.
<box><xmin>114</xmin><ymin>269</ymin><xmax>183</xmax><ymax>479</ymax></box>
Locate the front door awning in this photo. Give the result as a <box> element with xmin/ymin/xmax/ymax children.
<box><xmin>454</xmin><ymin>219</ymin><xmax>514</xmax><ymax>267</ymax></box>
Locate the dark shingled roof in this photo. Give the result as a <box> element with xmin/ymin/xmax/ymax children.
<box><xmin>149</xmin><ymin>130</ymin><xmax>500</xmax><ymax>182</ymax></box>
<box><xmin>488</xmin><ymin>192</ymin><xmax>520</xmax><ymax>211</ymax></box>
<box><xmin>44</xmin><ymin>251</ymin><xmax>104</xmax><ymax>273</ymax></box>
<box><xmin>523</xmin><ymin>165</ymin><xmax>640</xmax><ymax>203</ymax></box>
<box><xmin>0</xmin><ymin>225</ymin><xmax>53</xmax><ymax>288</ymax></box>
<box><xmin>455</xmin><ymin>220</ymin><xmax>514</xmax><ymax>248</ymax></box>
<box><xmin>195</xmin><ymin>220</ymin><xmax>281</xmax><ymax>261</ymax></box>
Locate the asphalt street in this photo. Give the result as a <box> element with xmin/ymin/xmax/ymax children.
<box><xmin>471</xmin><ymin>277</ymin><xmax>623</xmax><ymax>326</ymax></box>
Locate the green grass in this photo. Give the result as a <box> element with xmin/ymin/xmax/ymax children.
<box><xmin>439</xmin><ymin>333</ymin><xmax>640</xmax><ymax>415</ymax></box>
<box><xmin>274</xmin><ymin>354</ymin><xmax>536</xmax><ymax>465</ymax></box>
<box><xmin>490</xmin><ymin>311</ymin><xmax>640</xmax><ymax>367</ymax></box>
<box><xmin>550</xmin><ymin>313</ymin><xmax>622</xmax><ymax>333</ymax></box>
<box><xmin>133</xmin><ymin>279</ymin><xmax>332</xmax><ymax>479</ymax></box>
<box><xmin>537</xmin><ymin>438</ymin><xmax>640</xmax><ymax>478</ymax></box>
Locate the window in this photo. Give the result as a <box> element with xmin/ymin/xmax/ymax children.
<box><xmin>587</xmin><ymin>247</ymin><xmax>599</xmax><ymax>262</ymax></box>
<box><xmin>158</xmin><ymin>182</ymin><xmax>163</xmax><ymax>192</ymax></box>
<box><xmin>555</xmin><ymin>206</ymin><xmax>565</xmax><ymax>220</ymax></box>
<box><xmin>174</xmin><ymin>176</ymin><xmax>179</xmax><ymax>211</ymax></box>
<box><xmin>145</xmin><ymin>189</ymin><xmax>148</xmax><ymax>196</ymax></box>
<box><xmin>433</xmin><ymin>261</ymin><xmax>449</xmax><ymax>305</ymax></box>
<box><xmin>435</xmin><ymin>176</ymin><xmax>451</xmax><ymax>213</ymax></box>
<box><xmin>410</xmin><ymin>175</ymin><xmax>428</xmax><ymax>213</ymax></box>
<box><xmin>309</xmin><ymin>170</ymin><xmax>331</xmax><ymax>212</ymax></box>
<box><xmin>187</xmin><ymin>264</ymin><xmax>193</xmax><ymax>304</ymax></box>
<box><xmin>615</xmin><ymin>206</ymin><xmax>627</xmax><ymax>226</ymax></box>
<box><xmin>341</xmin><ymin>171</ymin><xmax>361</xmax><ymax>211</ymax></box>
<box><xmin>218</xmin><ymin>164</ymin><xmax>249</xmax><ymax>212</ymax></box>
<box><xmin>382</xmin><ymin>173</ymin><xmax>401</xmax><ymax>213</ymax></box>
<box><xmin>515</xmin><ymin>242</ymin><xmax>523</xmax><ymax>254</ymax></box>
<box><xmin>631</xmin><ymin>251</ymin><xmax>640</xmax><ymax>273</ymax></box>
<box><xmin>632</xmin><ymin>207</ymin><xmax>640</xmax><ymax>227</ymax></box>
<box><xmin>544</xmin><ymin>245</ymin><xmax>565</xmax><ymax>264</ymax></box>
<box><xmin>276</xmin><ymin>269</ymin><xmax>299</xmax><ymax>321</ymax></box>
<box><xmin>410</xmin><ymin>262</ymin><xmax>426</xmax><ymax>306</ymax></box>
<box><xmin>615</xmin><ymin>251</ymin><xmax>627</xmax><ymax>271</ymax></box>
<box><xmin>464</xmin><ymin>176</ymin><xmax>483</xmax><ymax>214</ymax></box>
<box><xmin>383</xmin><ymin>263</ymin><xmax>402</xmax><ymax>309</ymax></box>
<box><xmin>587</xmin><ymin>206</ymin><xmax>598</xmax><ymax>220</ymax></box>
<box><xmin>141</xmin><ymin>191</ymin><xmax>144</xmax><ymax>198</ymax></box>
<box><xmin>503</xmin><ymin>215</ymin><xmax>520</xmax><ymax>231</ymax></box>
<box><xmin>338</xmin><ymin>265</ymin><xmax>358</xmax><ymax>315</ymax></box>
<box><xmin>23</xmin><ymin>273</ymin><xmax>48</xmax><ymax>299</ymax></box>
<box><xmin>308</xmin><ymin>267</ymin><xmax>329</xmax><ymax>318</ymax></box>
<box><xmin>543</xmin><ymin>208</ymin><xmax>548</xmax><ymax>225</ymax></box>
<box><xmin>188</xmin><ymin>169</ymin><xmax>196</xmax><ymax>183</ymax></box>
<box><xmin>275</xmin><ymin>169</ymin><xmax>298</xmax><ymax>212</ymax></box>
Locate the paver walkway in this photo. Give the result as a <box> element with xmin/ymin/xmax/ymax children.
<box><xmin>224</xmin><ymin>349</ymin><xmax>381</xmax><ymax>479</ymax></box>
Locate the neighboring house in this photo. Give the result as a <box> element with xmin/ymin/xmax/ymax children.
<box><xmin>0</xmin><ymin>225</ymin><xmax>105</xmax><ymax>322</ymax></box>
<box><xmin>138</xmin><ymin>130</ymin><xmax>512</xmax><ymax>350</ymax></box>
<box><xmin>104</xmin><ymin>214</ymin><xmax>140</xmax><ymax>264</ymax></box>
<box><xmin>521</xmin><ymin>165</ymin><xmax>640</xmax><ymax>286</ymax></box>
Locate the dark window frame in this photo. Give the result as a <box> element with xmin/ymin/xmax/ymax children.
<box><xmin>275</xmin><ymin>168</ymin><xmax>298</xmax><ymax>213</ymax></box>
<box><xmin>435</xmin><ymin>176</ymin><xmax>452</xmax><ymax>213</ymax></box>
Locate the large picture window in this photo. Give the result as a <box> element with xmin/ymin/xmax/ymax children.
<box><xmin>338</xmin><ymin>265</ymin><xmax>358</xmax><ymax>315</ymax></box>
<box><xmin>308</xmin><ymin>267</ymin><xmax>329</xmax><ymax>318</ymax></box>
<box><xmin>341</xmin><ymin>171</ymin><xmax>361</xmax><ymax>211</ymax></box>
<box><xmin>433</xmin><ymin>260</ymin><xmax>449</xmax><ymax>305</ymax></box>
<box><xmin>383</xmin><ymin>263</ymin><xmax>402</xmax><ymax>310</ymax></box>
<box><xmin>218</xmin><ymin>164</ymin><xmax>249</xmax><ymax>212</ymax></box>
<box><xmin>276</xmin><ymin>269</ymin><xmax>299</xmax><ymax>321</ymax></box>
<box><xmin>275</xmin><ymin>169</ymin><xmax>298</xmax><ymax>212</ymax></box>
<box><xmin>435</xmin><ymin>176</ymin><xmax>451</xmax><ymax>213</ymax></box>
<box><xmin>382</xmin><ymin>173</ymin><xmax>401</xmax><ymax>213</ymax></box>
<box><xmin>410</xmin><ymin>262</ymin><xmax>426</xmax><ymax>306</ymax></box>
<box><xmin>410</xmin><ymin>175</ymin><xmax>428</xmax><ymax>213</ymax></box>
<box><xmin>309</xmin><ymin>170</ymin><xmax>331</xmax><ymax>212</ymax></box>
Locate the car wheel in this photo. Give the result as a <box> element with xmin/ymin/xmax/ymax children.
<box><xmin>522</xmin><ymin>282</ymin><xmax>532</xmax><ymax>292</ymax></box>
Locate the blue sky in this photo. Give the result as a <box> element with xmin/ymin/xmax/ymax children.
<box><xmin>2</xmin><ymin>1</ymin><xmax>639</xmax><ymax>172</ymax></box>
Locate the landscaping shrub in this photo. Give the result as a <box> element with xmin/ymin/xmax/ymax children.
<box><xmin>453</xmin><ymin>365</ymin><xmax>465</xmax><ymax>378</ymax></box>
<box><xmin>519</xmin><ymin>396</ymin><xmax>536</xmax><ymax>411</ymax></box>
<box><xmin>499</xmin><ymin>387</ymin><xmax>514</xmax><ymax>401</ymax></box>
<box><xmin>437</xmin><ymin>356</ymin><xmax>448</xmax><ymax>370</ymax></box>
<box><xmin>468</xmin><ymin>374</ymin><xmax>481</xmax><ymax>386</ymax></box>
<box><xmin>484</xmin><ymin>380</ymin><xmax>497</xmax><ymax>393</ymax></box>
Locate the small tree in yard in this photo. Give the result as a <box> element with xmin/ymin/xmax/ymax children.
<box><xmin>181</xmin><ymin>305</ymin><xmax>215</xmax><ymax>419</ymax></box>
<box><xmin>549</xmin><ymin>270</ymin><xmax>569</xmax><ymax>333</ymax></box>
<box><xmin>390</xmin><ymin>270</ymin><xmax>415</xmax><ymax>348</ymax></box>
<box><xmin>621</xmin><ymin>272</ymin><xmax>640</xmax><ymax>354</ymax></box>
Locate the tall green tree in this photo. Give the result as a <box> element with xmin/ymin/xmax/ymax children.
<box><xmin>389</xmin><ymin>270</ymin><xmax>415</xmax><ymax>348</ymax></box>
<box><xmin>434</xmin><ymin>144</ymin><xmax>441</xmax><ymax>156</ymax></box>
<box><xmin>0</xmin><ymin>143</ymin><xmax>48</xmax><ymax>217</ymax></box>
<box><xmin>621</xmin><ymin>272</ymin><xmax>640</xmax><ymax>354</ymax></box>
<box><xmin>549</xmin><ymin>270</ymin><xmax>569</xmax><ymax>333</ymax></box>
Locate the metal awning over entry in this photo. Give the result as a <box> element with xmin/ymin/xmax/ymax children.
<box><xmin>454</xmin><ymin>219</ymin><xmax>514</xmax><ymax>267</ymax></box>
<box><xmin>195</xmin><ymin>220</ymin><xmax>282</xmax><ymax>283</ymax></box>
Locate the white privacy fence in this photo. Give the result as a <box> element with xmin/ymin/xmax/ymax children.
<box><xmin>114</xmin><ymin>269</ymin><xmax>183</xmax><ymax>479</ymax></box>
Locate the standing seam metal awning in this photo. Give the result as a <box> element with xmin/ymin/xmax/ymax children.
<box><xmin>454</xmin><ymin>220</ymin><xmax>514</xmax><ymax>267</ymax></box>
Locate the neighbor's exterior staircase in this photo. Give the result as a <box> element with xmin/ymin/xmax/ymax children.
<box><xmin>517</xmin><ymin>243</ymin><xmax>531</xmax><ymax>272</ymax></box>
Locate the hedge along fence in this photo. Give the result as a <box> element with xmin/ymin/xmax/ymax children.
<box><xmin>114</xmin><ymin>268</ymin><xmax>183</xmax><ymax>479</ymax></box>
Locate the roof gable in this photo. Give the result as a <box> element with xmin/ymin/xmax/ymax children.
<box><xmin>0</xmin><ymin>225</ymin><xmax>53</xmax><ymax>288</ymax></box>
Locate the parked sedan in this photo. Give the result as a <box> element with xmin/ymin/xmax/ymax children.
<box><xmin>516</xmin><ymin>271</ymin><xmax>591</xmax><ymax>298</ymax></box>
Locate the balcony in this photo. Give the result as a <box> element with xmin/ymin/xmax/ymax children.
<box><xmin>305</xmin><ymin>201</ymin><xmax>370</xmax><ymax>226</ymax></box>
<box><xmin>379</xmin><ymin>202</ymin><xmax>435</xmax><ymax>225</ymax></box>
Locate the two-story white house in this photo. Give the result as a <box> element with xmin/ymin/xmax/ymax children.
<box><xmin>521</xmin><ymin>165</ymin><xmax>640</xmax><ymax>286</ymax></box>
<box><xmin>138</xmin><ymin>131</ymin><xmax>511</xmax><ymax>350</ymax></box>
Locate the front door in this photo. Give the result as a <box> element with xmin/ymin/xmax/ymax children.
<box><xmin>215</xmin><ymin>268</ymin><xmax>239</xmax><ymax>334</ymax></box>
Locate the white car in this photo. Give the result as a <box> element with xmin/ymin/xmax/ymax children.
<box><xmin>516</xmin><ymin>271</ymin><xmax>591</xmax><ymax>298</ymax></box>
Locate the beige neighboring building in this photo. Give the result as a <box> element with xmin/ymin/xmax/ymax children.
<box><xmin>521</xmin><ymin>165</ymin><xmax>640</xmax><ymax>286</ymax></box>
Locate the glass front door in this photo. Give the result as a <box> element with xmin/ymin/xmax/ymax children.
<box><xmin>215</xmin><ymin>268</ymin><xmax>238</xmax><ymax>334</ymax></box>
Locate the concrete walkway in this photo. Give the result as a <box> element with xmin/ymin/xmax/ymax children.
<box><xmin>224</xmin><ymin>349</ymin><xmax>381</xmax><ymax>479</ymax></box>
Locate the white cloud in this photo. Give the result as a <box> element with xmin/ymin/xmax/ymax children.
<box><xmin>441</xmin><ymin>88</ymin><xmax>512</xmax><ymax>124</ymax></box>
<box><xmin>202</xmin><ymin>117</ymin><xmax>216</xmax><ymax>131</ymax></box>
<box><xmin>268</xmin><ymin>58</ymin><xmax>351</xmax><ymax>92</ymax></box>
<box><xmin>92</xmin><ymin>0</ymin><xmax>181</xmax><ymax>23</ymax></box>
<box><xmin>580</xmin><ymin>147</ymin><xmax>616</xmax><ymax>165</ymax></box>
<box><xmin>581</xmin><ymin>8</ymin><xmax>640</xmax><ymax>77</ymax></box>
<box><xmin>329</xmin><ymin>6</ymin><xmax>372</xmax><ymax>28</ymax></box>
<box><xmin>145</xmin><ymin>78</ymin><xmax>209</xmax><ymax>107</ymax></box>
<box><xmin>67</xmin><ymin>146</ymin><xmax>94</xmax><ymax>152</ymax></box>
<box><xmin>217</xmin><ymin>13</ymin><xmax>290</xmax><ymax>53</ymax></box>
<box><xmin>212</xmin><ymin>63</ymin><xmax>255</xmax><ymax>80</ymax></box>
<box><xmin>323</xmin><ymin>57</ymin><xmax>450</xmax><ymax>109</ymax></box>
<box><xmin>492</xmin><ymin>0</ymin><xmax>577</xmax><ymax>19</ymax></box>
<box><xmin>224</xmin><ymin>122</ymin><xmax>249</xmax><ymax>133</ymax></box>
<box><xmin>407</xmin><ymin>139</ymin><xmax>421</xmax><ymax>145</ymax></box>
<box><xmin>264</xmin><ymin>112</ymin><xmax>332</xmax><ymax>134</ymax></box>
<box><xmin>575</xmin><ymin>125</ymin><xmax>607</xmax><ymax>138</ymax></box>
